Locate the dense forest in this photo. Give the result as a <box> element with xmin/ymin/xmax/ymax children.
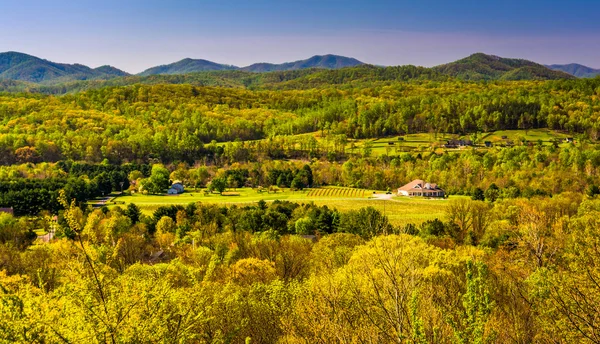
<box><xmin>1</xmin><ymin>77</ymin><xmax>600</xmax><ymax>165</ymax></box>
<box><xmin>432</xmin><ymin>53</ymin><xmax>575</xmax><ymax>80</ymax></box>
<box><xmin>0</xmin><ymin>63</ymin><xmax>443</xmax><ymax>94</ymax></box>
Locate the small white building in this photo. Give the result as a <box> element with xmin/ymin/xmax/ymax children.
<box><xmin>167</xmin><ymin>182</ymin><xmax>185</xmax><ymax>195</ymax></box>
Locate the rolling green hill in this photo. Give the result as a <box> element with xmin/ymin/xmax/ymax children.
<box><xmin>138</xmin><ymin>58</ymin><xmax>238</xmax><ymax>76</ymax></box>
<box><xmin>241</xmin><ymin>54</ymin><xmax>364</xmax><ymax>72</ymax></box>
<box><xmin>260</xmin><ymin>64</ymin><xmax>446</xmax><ymax>89</ymax></box>
<box><xmin>433</xmin><ymin>53</ymin><xmax>575</xmax><ymax>80</ymax></box>
<box><xmin>0</xmin><ymin>65</ymin><xmax>444</xmax><ymax>94</ymax></box>
<box><xmin>94</xmin><ymin>65</ymin><xmax>130</xmax><ymax>77</ymax></box>
<box><xmin>0</xmin><ymin>51</ymin><xmax>129</xmax><ymax>83</ymax></box>
<box><xmin>138</xmin><ymin>54</ymin><xmax>364</xmax><ymax>75</ymax></box>
<box><xmin>0</xmin><ymin>52</ymin><xmax>582</xmax><ymax>94</ymax></box>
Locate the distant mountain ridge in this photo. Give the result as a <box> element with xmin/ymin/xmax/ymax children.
<box><xmin>138</xmin><ymin>58</ymin><xmax>238</xmax><ymax>76</ymax></box>
<box><xmin>94</xmin><ymin>65</ymin><xmax>130</xmax><ymax>77</ymax></box>
<box><xmin>546</xmin><ymin>63</ymin><xmax>600</xmax><ymax>78</ymax></box>
<box><xmin>0</xmin><ymin>51</ymin><xmax>582</xmax><ymax>85</ymax></box>
<box><xmin>0</xmin><ymin>51</ymin><xmax>129</xmax><ymax>83</ymax></box>
<box><xmin>240</xmin><ymin>54</ymin><xmax>364</xmax><ymax>72</ymax></box>
<box><xmin>138</xmin><ymin>54</ymin><xmax>364</xmax><ymax>75</ymax></box>
<box><xmin>433</xmin><ymin>53</ymin><xmax>575</xmax><ymax>80</ymax></box>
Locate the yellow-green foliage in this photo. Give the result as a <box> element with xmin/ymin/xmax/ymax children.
<box><xmin>1</xmin><ymin>78</ymin><xmax>600</xmax><ymax>165</ymax></box>
<box><xmin>0</xmin><ymin>189</ymin><xmax>599</xmax><ymax>343</ymax></box>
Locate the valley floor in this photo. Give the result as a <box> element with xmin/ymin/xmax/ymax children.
<box><xmin>113</xmin><ymin>187</ymin><xmax>466</xmax><ymax>227</ymax></box>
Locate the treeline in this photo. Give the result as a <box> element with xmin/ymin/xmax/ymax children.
<box><xmin>0</xmin><ymin>177</ymin><xmax>104</xmax><ymax>216</ymax></box>
<box><xmin>1</xmin><ymin>192</ymin><xmax>600</xmax><ymax>342</ymax></box>
<box><xmin>142</xmin><ymin>200</ymin><xmax>389</xmax><ymax>239</ymax></box>
<box><xmin>0</xmin><ymin>163</ymin><xmax>144</xmax><ymax>215</ymax></box>
<box><xmin>117</xmin><ymin>142</ymin><xmax>600</xmax><ymax>196</ymax></box>
<box><xmin>4</xmin><ymin>140</ymin><xmax>600</xmax><ymax>215</ymax></box>
<box><xmin>1</xmin><ymin>79</ymin><xmax>600</xmax><ymax>164</ymax></box>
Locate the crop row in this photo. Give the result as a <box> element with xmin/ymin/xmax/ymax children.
<box><xmin>307</xmin><ymin>188</ymin><xmax>364</xmax><ymax>198</ymax></box>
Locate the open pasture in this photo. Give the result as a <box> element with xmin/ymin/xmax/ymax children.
<box><xmin>481</xmin><ymin>129</ymin><xmax>571</xmax><ymax>145</ymax></box>
<box><xmin>353</xmin><ymin>128</ymin><xmax>573</xmax><ymax>156</ymax></box>
<box><xmin>113</xmin><ymin>187</ymin><xmax>465</xmax><ymax>227</ymax></box>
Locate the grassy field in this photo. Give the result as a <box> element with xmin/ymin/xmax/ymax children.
<box><xmin>117</xmin><ymin>188</ymin><xmax>308</xmax><ymax>205</ymax></box>
<box><xmin>213</xmin><ymin>129</ymin><xmax>575</xmax><ymax>158</ymax></box>
<box><xmin>112</xmin><ymin>187</ymin><xmax>466</xmax><ymax>227</ymax></box>
<box><xmin>308</xmin><ymin>197</ymin><xmax>457</xmax><ymax>227</ymax></box>
<box><xmin>353</xmin><ymin>128</ymin><xmax>574</xmax><ymax>156</ymax></box>
<box><xmin>355</xmin><ymin>133</ymin><xmax>446</xmax><ymax>156</ymax></box>
<box><xmin>480</xmin><ymin>129</ymin><xmax>571</xmax><ymax>144</ymax></box>
<box><xmin>115</xmin><ymin>187</ymin><xmax>373</xmax><ymax>211</ymax></box>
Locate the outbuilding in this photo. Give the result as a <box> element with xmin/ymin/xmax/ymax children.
<box><xmin>168</xmin><ymin>182</ymin><xmax>185</xmax><ymax>194</ymax></box>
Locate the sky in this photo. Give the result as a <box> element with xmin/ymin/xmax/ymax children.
<box><xmin>1</xmin><ymin>0</ymin><xmax>599</xmax><ymax>73</ymax></box>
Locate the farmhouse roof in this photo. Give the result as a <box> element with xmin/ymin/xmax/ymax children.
<box><xmin>398</xmin><ymin>179</ymin><xmax>443</xmax><ymax>192</ymax></box>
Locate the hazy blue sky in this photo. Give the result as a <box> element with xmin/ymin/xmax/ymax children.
<box><xmin>1</xmin><ymin>0</ymin><xmax>599</xmax><ymax>73</ymax></box>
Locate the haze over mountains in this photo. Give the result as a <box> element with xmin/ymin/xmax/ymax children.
<box><xmin>0</xmin><ymin>51</ymin><xmax>597</xmax><ymax>87</ymax></box>
<box><xmin>546</xmin><ymin>63</ymin><xmax>600</xmax><ymax>78</ymax></box>
<box><xmin>138</xmin><ymin>58</ymin><xmax>238</xmax><ymax>76</ymax></box>
<box><xmin>0</xmin><ymin>51</ymin><xmax>130</xmax><ymax>83</ymax></box>
<box><xmin>240</xmin><ymin>55</ymin><xmax>364</xmax><ymax>72</ymax></box>
<box><xmin>138</xmin><ymin>54</ymin><xmax>364</xmax><ymax>75</ymax></box>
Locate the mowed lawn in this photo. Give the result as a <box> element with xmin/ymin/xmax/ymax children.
<box><xmin>113</xmin><ymin>187</ymin><xmax>464</xmax><ymax>227</ymax></box>
<box><xmin>117</xmin><ymin>188</ymin><xmax>311</xmax><ymax>209</ymax></box>
<box><xmin>306</xmin><ymin>196</ymin><xmax>463</xmax><ymax>227</ymax></box>
<box><xmin>116</xmin><ymin>187</ymin><xmax>372</xmax><ymax>210</ymax></box>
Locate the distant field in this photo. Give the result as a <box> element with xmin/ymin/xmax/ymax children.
<box><xmin>355</xmin><ymin>133</ymin><xmax>447</xmax><ymax>156</ymax></box>
<box><xmin>480</xmin><ymin>129</ymin><xmax>571</xmax><ymax>144</ymax></box>
<box><xmin>353</xmin><ymin>128</ymin><xmax>574</xmax><ymax>156</ymax></box>
<box><xmin>112</xmin><ymin>187</ymin><xmax>467</xmax><ymax>227</ymax></box>
<box><xmin>214</xmin><ymin>129</ymin><xmax>574</xmax><ymax>157</ymax></box>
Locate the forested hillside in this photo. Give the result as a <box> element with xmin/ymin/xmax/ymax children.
<box><xmin>241</xmin><ymin>54</ymin><xmax>364</xmax><ymax>72</ymax></box>
<box><xmin>1</xmin><ymin>78</ymin><xmax>599</xmax><ymax>165</ymax></box>
<box><xmin>0</xmin><ymin>52</ymin><xmax>581</xmax><ymax>94</ymax></box>
<box><xmin>0</xmin><ymin>52</ymin><xmax>129</xmax><ymax>83</ymax></box>
<box><xmin>94</xmin><ymin>65</ymin><xmax>130</xmax><ymax>77</ymax></box>
<box><xmin>0</xmin><ymin>65</ymin><xmax>444</xmax><ymax>94</ymax></box>
<box><xmin>0</xmin><ymin>52</ymin><xmax>365</xmax><ymax>83</ymax></box>
<box><xmin>433</xmin><ymin>53</ymin><xmax>575</xmax><ymax>80</ymax></box>
<box><xmin>138</xmin><ymin>58</ymin><xmax>238</xmax><ymax>76</ymax></box>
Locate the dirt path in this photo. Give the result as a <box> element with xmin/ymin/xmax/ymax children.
<box><xmin>372</xmin><ymin>193</ymin><xmax>395</xmax><ymax>201</ymax></box>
